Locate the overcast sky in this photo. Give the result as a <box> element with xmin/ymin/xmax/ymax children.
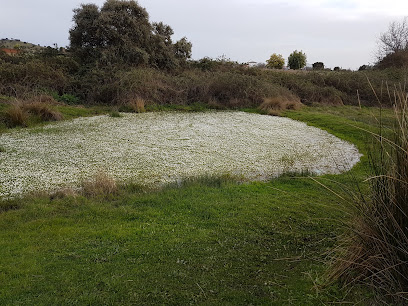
<box><xmin>1</xmin><ymin>0</ymin><xmax>407</xmax><ymax>69</ymax></box>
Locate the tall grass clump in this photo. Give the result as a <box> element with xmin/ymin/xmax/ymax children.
<box><xmin>128</xmin><ymin>97</ymin><xmax>146</xmax><ymax>113</ymax></box>
<box><xmin>4</xmin><ymin>102</ymin><xmax>28</xmax><ymax>127</ymax></box>
<box><xmin>24</xmin><ymin>100</ymin><xmax>63</xmax><ymax>121</ymax></box>
<box><xmin>259</xmin><ymin>95</ymin><xmax>303</xmax><ymax>116</ymax></box>
<box><xmin>330</xmin><ymin>85</ymin><xmax>408</xmax><ymax>303</ymax></box>
<box><xmin>2</xmin><ymin>97</ymin><xmax>63</xmax><ymax>128</ymax></box>
<box><xmin>82</xmin><ymin>171</ymin><xmax>118</xmax><ymax>197</ymax></box>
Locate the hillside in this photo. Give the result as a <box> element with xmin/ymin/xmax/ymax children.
<box><xmin>0</xmin><ymin>38</ymin><xmax>44</xmax><ymax>53</ymax></box>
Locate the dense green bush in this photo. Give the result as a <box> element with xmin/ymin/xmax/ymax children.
<box><xmin>0</xmin><ymin>60</ymin><xmax>70</xmax><ymax>98</ymax></box>
<box><xmin>69</xmin><ymin>0</ymin><xmax>191</xmax><ymax>70</ymax></box>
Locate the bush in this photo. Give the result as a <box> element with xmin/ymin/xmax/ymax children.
<box><xmin>52</xmin><ymin>93</ymin><xmax>80</xmax><ymax>105</ymax></box>
<box><xmin>376</xmin><ymin>50</ymin><xmax>408</xmax><ymax>69</ymax></box>
<box><xmin>0</xmin><ymin>59</ymin><xmax>70</xmax><ymax>99</ymax></box>
<box><xmin>312</xmin><ymin>62</ymin><xmax>324</xmax><ymax>70</ymax></box>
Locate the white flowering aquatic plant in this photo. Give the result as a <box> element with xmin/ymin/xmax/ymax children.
<box><xmin>0</xmin><ymin>111</ymin><xmax>362</xmax><ymax>198</ymax></box>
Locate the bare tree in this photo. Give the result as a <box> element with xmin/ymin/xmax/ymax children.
<box><xmin>378</xmin><ymin>17</ymin><xmax>408</xmax><ymax>58</ymax></box>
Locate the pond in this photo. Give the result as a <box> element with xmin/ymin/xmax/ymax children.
<box><xmin>0</xmin><ymin>111</ymin><xmax>362</xmax><ymax>198</ymax></box>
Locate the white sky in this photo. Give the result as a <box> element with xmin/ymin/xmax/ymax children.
<box><xmin>0</xmin><ymin>0</ymin><xmax>407</xmax><ymax>69</ymax></box>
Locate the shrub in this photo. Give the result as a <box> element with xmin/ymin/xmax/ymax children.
<box><xmin>0</xmin><ymin>60</ymin><xmax>69</xmax><ymax>99</ymax></box>
<box><xmin>312</xmin><ymin>62</ymin><xmax>324</xmax><ymax>70</ymax></box>
<box><xmin>52</xmin><ymin>93</ymin><xmax>80</xmax><ymax>105</ymax></box>
<box><xmin>376</xmin><ymin>50</ymin><xmax>408</xmax><ymax>69</ymax></box>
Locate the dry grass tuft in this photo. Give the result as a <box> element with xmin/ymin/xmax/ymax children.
<box><xmin>128</xmin><ymin>97</ymin><xmax>146</xmax><ymax>113</ymax></box>
<box><xmin>3</xmin><ymin>97</ymin><xmax>63</xmax><ymax>128</ymax></box>
<box><xmin>4</xmin><ymin>102</ymin><xmax>28</xmax><ymax>127</ymax></box>
<box><xmin>82</xmin><ymin>171</ymin><xmax>118</xmax><ymax>197</ymax></box>
<box><xmin>24</xmin><ymin>101</ymin><xmax>63</xmax><ymax>121</ymax></box>
<box><xmin>50</xmin><ymin>188</ymin><xmax>78</xmax><ymax>200</ymax></box>
<box><xmin>259</xmin><ymin>96</ymin><xmax>303</xmax><ymax>116</ymax></box>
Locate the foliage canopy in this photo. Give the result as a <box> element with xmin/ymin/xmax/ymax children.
<box><xmin>288</xmin><ymin>50</ymin><xmax>307</xmax><ymax>70</ymax></box>
<box><xmin>312</xmin><ymin>62</ymin><xmax>324</xmax><ymax>70</ymax></box>
<box><xmin>378</xmin><ymin>17</ymin><xmax>408</xmax><ymax>57</ymax></box>
<box><xmin>69</xmin><ymin>0</ymin><xmax>192</xmax><ymax>69</ymax></box>
<box><xmin>266</xmin><ymin>53</ymin><xmax>285</xmax><ymax>69</ymax></box>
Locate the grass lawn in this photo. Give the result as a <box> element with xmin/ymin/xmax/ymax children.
<box><xmin>0</xmin><ymin>105</ymin><xmax>390</xmax><ymax>304</ymax></box>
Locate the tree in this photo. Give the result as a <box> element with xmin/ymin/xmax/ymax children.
<box><xmin>174</xmin><ymin>38</ymin><xmax>192</xmax><ymax>61</ymax></box>
<box><xmin>69</xmin><ymin>0</ymin><xmax>192</xmax><ymax>69</ymax></box>
<box><xmin>288</xmin><ymin>50</ymin><xmax>306</xmax><ymax>70</ymax></box>
<box><xmin>266</xmin><ymin>53</ymin><xmax>284</xmax><ymax>69</ymax></box>
<box><xmin>312</xmin><ymin>62</ymin><xmax>324</xmax><ymax>70</ymax></box>
<box><xmin>378</xmin><ymin>17</ymin><xmax>408</xmax><ymax>58</ymax></box>
<box><xmin>69</xmin><ymin>4</ymin><xmax>103</xmax><ymax>62</ymax></box>
<box><xmin>376</xmin><ymin>50</ymin><xmax>408</xmax><ymax>69</ymax></box>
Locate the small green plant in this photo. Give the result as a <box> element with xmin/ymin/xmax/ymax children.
<box><xmin>109</xmin><ymin>110</ymin><xmax>122</xmax><ymax>118</ymax></box>
<box><xmin>59</xmin><ymin>94</ymin><xmax>80</xmax><ymax>105</ymax></box>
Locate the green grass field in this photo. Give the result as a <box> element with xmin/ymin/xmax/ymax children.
<box><xmin>0</xmin><ymin>105</ymin><xmax>390</xmax><ymax>304</ymax></box>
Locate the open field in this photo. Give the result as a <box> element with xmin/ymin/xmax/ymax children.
<box><xmin>0</xmin><ymin>105</ymin><xmax>390</xmax><ymax>304</ymax></box>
